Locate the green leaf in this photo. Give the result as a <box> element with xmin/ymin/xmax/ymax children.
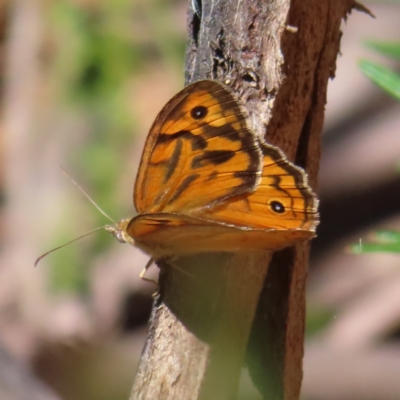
<box><xmin>364</xmin><ymin>40</ymin><xmax>400</xmax><ymax>60</ymax></box>
<box><xmin>350</xmin><ymin>230</ymin><xmax>400</xmax><ymax>254</ymax></box>
<box><xmin>359</xmin><ymin>59</ymin><xmax>400</xmax><ymax>100</ymax></box>
<box><xmin>350</xmin><ymin>242</ymin><xmax>400</xmax><ymax>254</ymax></box>
<box><xmin>373</xmin><ymin>230</ymin><xmax>400</xmax><ymax>243</ymax></box>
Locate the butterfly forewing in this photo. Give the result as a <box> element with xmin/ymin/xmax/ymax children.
<box><xmin>134</xmin><ymin>80</ymin><xmax>262</xmax><ymax>214</ymax></box>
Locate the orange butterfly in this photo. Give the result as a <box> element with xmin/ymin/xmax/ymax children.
<box><xmin>106</xmin><ymin>80</ymin><xmax>319</xmax><ymax>262</ymax></box>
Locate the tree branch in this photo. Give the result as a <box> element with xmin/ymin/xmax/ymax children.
<box><xmin>131</xmin><ymin>1</ymin><xmax>355</xmax><ymax>399</ymax></box>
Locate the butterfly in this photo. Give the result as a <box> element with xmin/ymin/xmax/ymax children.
<box><xmin>106</xmin><ymin>80</ymin><xmax>319</xmax><ymax>264</ymax></box>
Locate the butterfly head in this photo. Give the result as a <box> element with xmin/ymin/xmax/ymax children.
<box><xmin>105</xmin><ymin>219</ymin><xmax>135</xmax><ymax>246</ymax></box>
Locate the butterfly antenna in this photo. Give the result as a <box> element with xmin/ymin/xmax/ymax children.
<box><xmin>61</xmin><ymin>166</ymin><xmax>117</xmax><ymax>224</ymax></box>
<box><xmin>34</xmin><ymin>226</ymin><xmax>106</xmax><ymax>267</ymax></box>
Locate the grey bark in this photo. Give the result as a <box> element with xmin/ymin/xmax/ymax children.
<box><xmin>131</xmin><ymin>1</ymin><xmax>356</xmax><ymax>399</ymax></box>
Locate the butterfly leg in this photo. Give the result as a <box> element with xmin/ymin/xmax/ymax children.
<box><xmin>139</xmin><ymin>257</ymin><xmax>158</xmax><ymax>285</ymax></box>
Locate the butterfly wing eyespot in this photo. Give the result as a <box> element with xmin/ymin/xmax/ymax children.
<box><xmin>270</xmin><ymin>200</ymin><xmax>285</xmax><ymax>214</ymax></box>
<box><xmin>191</xmin><ymin>106</ymin><xmax>208</xmax><ymax>119</ymax></box>
<box><xmin>133</xmin><ymin>80</ymin><xmax>262</xmax><ymax>215</ymax></box>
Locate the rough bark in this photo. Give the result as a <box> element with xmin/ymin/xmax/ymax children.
<box><xmin>131</xmin><ymin>1</ymin><xmax>355</xmax><ymax>399</ymax></box>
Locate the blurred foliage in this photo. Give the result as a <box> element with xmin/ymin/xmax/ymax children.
<box><xmin>306</xmin><ymin>305</ymin><xmax>336</xmax><ymax>337</ymax></box>
<box><xmin>364</xmin><ymin>40</ymin><xmax>400</xmax><ymax>59</ymax></box>
<box><xmin>353</xmin><ymin>40</ymin><xmax>400</xmax><ymax>255</ymax></box>
<box><xmin>359</xmin><ymin>59</ymin><xmax>400</xmax><ymax>100</ymax></box>
<box><xmin>47</xmin><ymin>0</ymin><xmax>185</xmax><ymax>293</ymax></box>
<box><xmin>350</xmin><ymin>231</ymin><xmax>400</xmax><ymax>254</ymax></box>
<box><xmin>359</xmin><ymin>41</ymin><xmax>400</xmax><ymax>101</ymax></box>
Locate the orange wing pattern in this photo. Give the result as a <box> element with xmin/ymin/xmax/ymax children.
<box><xmin>126</xmin><ymin>213</ymin><xmax>314</xmax><ymax>258</ymax></box>
<box><xmin>201</xmin><ymin>142</ymin><xmax>319</xmax><ymax>232</ymax></box>
<box><xmin>114</xmin><ymin>80</ymin><xmax>320</xmax><ymax>259</ymax></box>
<box><xmin>126</xmin><ymin>141</ymin><xmax>318</xmax><ymax>257</ymax></box>
<box><xmin>134</xmin><ymin>81</ymin><xmax>262</xmax><ymax>214</ymax></box>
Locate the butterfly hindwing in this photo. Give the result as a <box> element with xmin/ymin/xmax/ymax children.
<box><xmin>199</xmin><ymin>141</ymin><xmax>319</xmax><ymax>233</ymax></box>
<box><xmin>134</xmin><ymin>80</ymin><xmax>262</xmax><ymax>215</ymax></box>
<box><xmin>126</xmin><ymin>211</ymin><xmax>316</xmax><ymax>259</ymax></box>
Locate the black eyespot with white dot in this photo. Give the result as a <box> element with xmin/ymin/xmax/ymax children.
<box><xmin>270</xmin><ymin>200</ymin><xmax>285</xmax><ymax>214</ymax></box>
<box><xmin>191</xmin><ymin>106</ymin><xmax>208</xmax><ymax>119</ymax></box>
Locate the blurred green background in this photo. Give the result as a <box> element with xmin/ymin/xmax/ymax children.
<box><xmin>0</xmin><ymin>1</ymin><xmax>400</xmax><ymax>400</ymax></box>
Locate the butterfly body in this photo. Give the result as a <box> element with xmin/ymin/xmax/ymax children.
<box><xmin>110</xmin><ymin>80</ymin><xmax>319</xmax><ymax>259</ymax></box>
